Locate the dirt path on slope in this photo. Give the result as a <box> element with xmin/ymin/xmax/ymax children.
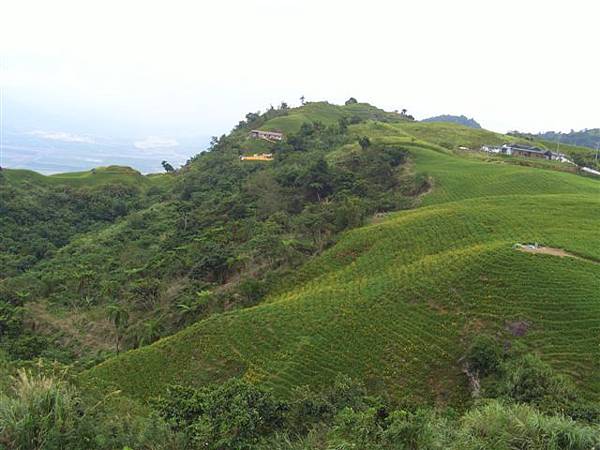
<box><xmin>517</xmin><ymin>246</ymin><xmax>599</xmax><ymax>264</ymax></box>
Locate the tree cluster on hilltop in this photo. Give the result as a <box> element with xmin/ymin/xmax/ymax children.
<box><xmin>422</xmin><ymin>114</ymin><xmax>482</xmax><ymax>129</ymax></box>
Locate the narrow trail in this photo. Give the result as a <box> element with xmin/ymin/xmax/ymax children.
<box><xmin>517</xmin><ymin>246</ymin><xmax>600</xmax><ymax>265</ymax></box>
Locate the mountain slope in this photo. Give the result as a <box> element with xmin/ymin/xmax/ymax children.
<box><xmin>83</xmin><ymin>126</ymin><xmax>600</xmax><ymax>405</ymax></box>
<box><xmin>422</xmin><ymin>114</ymin><xmax>481</xmax><ymax>129</ymax></box>
<box><xmin>1</xmin><ymin>102</ymin><xmax>425</xmax><ymax>364</ymax></box>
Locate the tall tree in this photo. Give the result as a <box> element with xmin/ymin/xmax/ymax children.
<box><xmin>161</xmin><ymin>160</ymin><xmax>175</xmax><ymax>172</ymax></box>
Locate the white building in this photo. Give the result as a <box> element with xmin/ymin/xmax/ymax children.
<box><xmin>249</xmin><ymin>130</ymin><xmax>284</xmax><ymax>141</ymax></box>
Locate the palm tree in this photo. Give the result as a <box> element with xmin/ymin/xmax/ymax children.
<box><xmin>107</xmin><ymin>304</ymin><xmax>129</xmax><ymax>353</ymax></box>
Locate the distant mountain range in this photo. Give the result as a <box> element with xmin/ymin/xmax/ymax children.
<box><xmin>421</xmin><ymin>114</ymin><xmax>481</xmax><ymax>129</ymax></box>
<box><xmin>509</xmin><ymin>128</ymin><xmax>600</xmax><ymax>150</ymax></box>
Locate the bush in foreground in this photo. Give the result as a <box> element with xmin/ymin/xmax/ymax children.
<box><xmin>0</xmin><ymin>369</ymin><xmax>88</xmax><ymax>449</ymax></box>
<box><xmin>456</xmin><ymin>400</ymin><xmax>600</xmax><ymax>450</ymax></box>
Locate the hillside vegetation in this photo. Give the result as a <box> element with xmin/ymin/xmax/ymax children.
<box><xmin>85</xmin><ymin>193</ymin><xmax>600</xmax><ymax>405</ymax></box>
<box><xmin>0</xmin><ymin>102</ymin><xmax>423</xmax><ymax>364</ymax></box>
<box><xmin>512</xmin><ymin>128</ymin><xmax>600</xmax><ymax>150</ymax></box>
<box><xmin>422</xmin><ymin>114</ymin><xmax>482</xmax><ymax>129</ymax></box>
<box><xmin>2</xmin><ymin>100</ymin><xmax>600</xmax><ymax>448</ymax></box>
<box><xmin>82</xmin><ymin>106</ymin><xmax>600</xmax><ymax>408</ymax></box>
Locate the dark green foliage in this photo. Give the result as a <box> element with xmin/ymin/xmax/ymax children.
<box><xmin>238</xmin><ymin>278</ymin><xmax>267</xmax><ymax>305</ymax></box>
<box><xmin>153</xmin><ymin>379</ymin><xmax>287</xmax><ymax>449</ymax></box>
<box><xmin>287</xmin><ymin>375</ymin><xmax>368</xmax><ymax>433</ymax></box>
<box><xmin>333</xmin><ymin>407</ymin><xmax>445</xmax><ymax>450</ymax></box>
<box><xmin>464</xmin><ymin>335</ymin><xmax>503</xmax><ymax>377</ymax></box>
<box><xmin>162</xmin><ymin>161</ymin><xmax>175</xmax><ymax>172</ymax></box>
<box><xmin>358</xmin><ymin>135</ymin><xmax>371</xmax><ymax>150</ymax></box>
<box><xmin>499</xmin><ymin>354</ymin><xmax>576</xmax><ymax>411</ymax></box>
<box><xmin>0</xmin><ymin>180</ymin><xmax>145</xmax><ymax>278</ymax></box>
<box><xmin>0</xmin><ymin>290</ymin><xmax>50</xmax><ymax>361</ymax></box>
<box><xmin>345</xmin><ymin>97</ymin><xmax>358</xmax><ymax>105</ymax></box>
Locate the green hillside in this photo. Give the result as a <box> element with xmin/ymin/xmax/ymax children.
<box><xmin>3</xmin><ymin>100</ymin><xmax>600</xmax><ymax>448</ymax></box>
<box><xmin>2</xmin><ymin>165</ymin><xmax>173</xmax><ymax>189</ymax></box>
<box><xmin>260</xmin><ymin>101</ymin><xmax>404</xmax><ymax>134</ymax></box>
<box><xmin>84</xmin><ymin>116</ymin><xmax>600</xmax><ymax>406</ymax></box>
<box><xmin>1</xmin><ymin>103</ymin><xmax>426</xmax><ymax>365</ymax></box>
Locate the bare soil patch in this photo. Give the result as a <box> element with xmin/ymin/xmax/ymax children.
<box><xmin>506</xmin><ymin>320</ymin><xmax>530</xmax><ymax>337</ymax></box>
<box><xmin>517</xmin><ymin>246</ymin><xmax>576</xmax><ymax>258</ymax></box>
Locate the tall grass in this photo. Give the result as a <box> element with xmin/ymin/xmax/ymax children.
<box><xmin>0</xmin><ymin>369</ymin><xmax>81</xmax><ymax>449</ymax></box>
<box><xmin>0</xmin><ymin>369</ymin><xmax>188</xmax><ymax>449</ymax></box>
<box><xmin>456</xmin><ymin>401</ymin><xmax>600</xmax><ymax>450</ymax></box>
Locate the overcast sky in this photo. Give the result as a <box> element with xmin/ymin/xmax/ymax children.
<box><xmin>1</xmin><ymin>0</ymin><xmax>599</xmax><ymax>139</ymax></box>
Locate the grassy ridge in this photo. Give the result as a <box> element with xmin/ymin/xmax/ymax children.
<box><xmin>83</xmin><ymin>135</ymin><xmax>600</xmax><ymax>405</ymax></box>
<box><xmin>260</xmin><ymin>102</ymin><xmax>403</xmax><ymax>134</ymax></box>
<box><xmin>2</xmin><ymin>166</ymin><xmax>173</xmax><ymax>189</ymax></box>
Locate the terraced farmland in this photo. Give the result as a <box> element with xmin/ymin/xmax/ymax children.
<box><xmin>84</xmin><ymin>134</ymin><xmax>600</xmax><ymax>406</ymax></box>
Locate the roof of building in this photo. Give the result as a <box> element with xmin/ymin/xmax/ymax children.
<box><xmin>504</xmin><ymin>143</ymin><xmax>544</xmax><ymax>151</ymax></box>
<box><xmin>503</xmin><ymin>144</ymin><xmax>551</xmax><ymax>155</ymax></box>
<box><xmin>251</xmin><ymin>129</ymin><xmax>283</xmax><ymax>135</ymax></box>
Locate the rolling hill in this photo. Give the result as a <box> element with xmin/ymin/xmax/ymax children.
<box><xmin>2</xmin><ymin>165</ymin><xmax>173</xmax><ymax>189</ymax></box>
<box><xmin>422</xmin><ymin>114</ymin><xmax>482</xmax><ymax>129</ymax></box>
<box><xmin>82</xmin><ymin>107</ymin><xmax>600</xmax><ymax>407</ymax></box>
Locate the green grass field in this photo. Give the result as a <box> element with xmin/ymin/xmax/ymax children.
<box><xmin>83</xmin><ymin>121</ymin><xmax>600</xmax><ymax>407</ymax></box>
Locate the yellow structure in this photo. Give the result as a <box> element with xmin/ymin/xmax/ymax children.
<box><xmin>240</xmin><ymin>153</ymin><xmax>273</xmax><ymax>161</ymax></box>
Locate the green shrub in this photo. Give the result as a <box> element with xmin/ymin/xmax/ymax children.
<box><xmin>287</xmin><ymin>385</ymin><xmax>336</xmax><ymax>433</ymax></box>
<box><xmin>464</xmin><ymin>334</ymin><xmax>503</xmax><ymax>377</ymax></box>
<box><xmin>329</xmin><ymin>405</ymin><xmax>455</xmax><ymax>450</ymax></box>
<box><xmin>500</xmin><ymin>354</ymin><xmax>576</xmax><ymax>410</ymax></box>
<box><xmin>153</xmin><ymin>379</ymin><xmax>288</xmax><ymax>449</ymax></box>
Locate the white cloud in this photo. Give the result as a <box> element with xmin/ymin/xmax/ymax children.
<box><xmin>3</xmin><ymin>1</ymin><xmax>599</xmax><ymax>135</ymax></box>
<box><xmin>29</xmin><ymin>130</ymin><xmax>95</xmax><ymax>143</ymax></box>
<box><xmin>134</xmin><ymin>136</ymin><xmax>179</xmax><ymax>150</ymax></box>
